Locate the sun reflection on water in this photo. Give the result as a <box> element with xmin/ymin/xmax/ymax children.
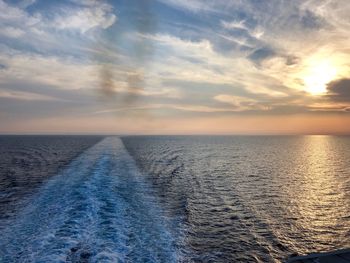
<box><xmin>293</xmin><ymin>136</ymin><xmax>349</xmax><ymax>249</ymax></box>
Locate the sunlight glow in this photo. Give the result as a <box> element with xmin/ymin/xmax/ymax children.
<box><xmin>303</xmin><ymin>60</ymin><xmax>338</xmax><ymax>95</ymax></box>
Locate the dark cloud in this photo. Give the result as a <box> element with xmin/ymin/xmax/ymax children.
<box><xmin>300</xmin><ymin>10</ymin><xmax>325</xmax><ymax>30</ymax></box>
<box><xmin>0</xmin><ymin>63</ymin><xmax>7</xmax><ymax>70</ymax></box>
<box><xmin>285</xmin><ymin>55</ymin><xmax>299</xmax><ymax>66</ymax></box>
<box><xmin>248</xmin><ymin>47</ymin><xmax>276</xmax><ymax>62</ymax></box>
<box><xmin>248</xmin><ymin>47</ymin><xmax>300</xmax><ymax>68</ymax></box>
<box><xmin>327</xmin><ymin>78</ymin><xmax>350</xmax><ymax>102</ymax></box>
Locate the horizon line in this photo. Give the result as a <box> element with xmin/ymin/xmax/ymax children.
<box><xmin>1</xmin><ymin>133</ymin><xmax>350</xmax><ymax>136</ymax></box>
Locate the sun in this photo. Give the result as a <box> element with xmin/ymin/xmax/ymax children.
<box><xmin>303</xmin><ymin>60</ymin><xmax>338</xmax><ymax>95</ymax></box>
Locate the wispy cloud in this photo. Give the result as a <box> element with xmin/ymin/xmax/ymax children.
<box><xmin>1</xmin><ymin>0</ymin><xmax>350</xmax><ymax>134</ymax></box>
<box><xmin>156</xmin><ymin>0</ymin><xmax>215</xmax><ymax>13</ymax></box>
<box><xmin>0</xmin><ymin>51</ymin><xmax>98</xmax><ymax>90</ymax></box>
<box><xmin>0</xmin><ymin>89</ymin><xmax>61</xmax><ymax>101</ymax></box>
<box><xmin>214</xmin><ymin>94</ymin><xmax>267</xmax><ymax>111</ymax></box>
<box><xmin>50</xmin><ymin>1</ymin><xmax>116</xmax><ymax>33</ymax></box>
<box><xmin>94</xmin><ymin>103</ymin><xmax>243</xmax><ymax>114</ymax></box>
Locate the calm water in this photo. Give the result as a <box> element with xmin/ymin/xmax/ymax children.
<box><xmin>0</xmin><ymin>135</ymin><xmax>349</xmax><ymax>262</ymax></box>
<box><xmin>122</xmin><ymin>135</ymin><xmax>350</xmax><ymax>262</ymax></box>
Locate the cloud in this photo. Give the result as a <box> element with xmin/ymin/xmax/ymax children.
<box><xmin>166</xmin><ymin>104</ymin><xmax>235</xmax><ymax>113</ymax></box>
<box><xmin>51</xmin><ymin>2</ymin><xmax>117</xmax><ymax>33</ymax></box>
<box><xmin>0</xmin><ymin>89</ymin><xmax>60</xmax><ymax>101</ymax></box>
<box><xmin>0</xmin><ymin>26</ymin><xmax>25</xmax><ymax>38</ymax></box>
<box><xmin>0</xmin><ymin>52</ymin><xmax>98</xmax><ymax>90</ymax></box>
<box><xmin>156</xmin><ymin>0</ymin><xmax>215</xmax><ymax>13</ymax></box>
<box><xmin>221</xmin><ymin>19</ymin><xmax>264</xmax><ymax>40</ymax></box>
<box><xmin>221</xmin><ymin>20</ymin><xmax>247</xmax><ymax>30</ymax></box>
<box><xmin>214</xmin><ymin>94</ymin><xmax>267</xmax><ymax>111</ymax></box>
<box><xmin>135</xmin><ymin>32</ymin><xmax>301</xmax><ymax>102</ymax></box>
<box><xmin>301</xmin><ymin>0</ymin><xmax>350</xmax><ymax>31</ymax></box>
<box><xmin>248</xmin><ymin>47</ymin><xmax>276</xmax><ymax>63</ymax></box>
<box><xmin>2</xmin><ymin>0</ymin><xmax>350</xmax><ymax>134</ymax></box>
<box><xmin>94</xmin><ymin>103</ymin><xmax>242</xmax><ymax>114</ymax></box>
<box><xmin>18</xmin><ymin>0</ymin><xmax>36</xmax><ymax>9</ymax></box>
<box><xmin>0</xmin><ymin>0</ymin><xmax>116</xmax><ymax>39</ymax></box>
<box><xmin>0</xmin><ymin>0</ymin><xmax>40</xmax><ymax>27</ymax></box>
<box><xmin>0</xmin><ymin>50</ymin><xmax>182</xmax><ymax>102</ymax></box>
<box><xmin>326</xmin><ymin>78</ymin><xmax>350</xmax><ymax>102</ymax></box>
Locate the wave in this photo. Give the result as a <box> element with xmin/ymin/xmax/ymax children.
<box><xmin>0</xmin><ymin>137</ymin><xmax>178</xmax><ymax>262</ymax></box>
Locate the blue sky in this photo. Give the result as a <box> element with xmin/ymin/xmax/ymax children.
<box><xmin>1</xmin><ymin>0</ymin><xmax>350</xmax><ymax>134</ymax></box>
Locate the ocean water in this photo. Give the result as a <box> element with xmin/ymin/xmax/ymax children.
<box><xmin>0</xmin><ymin>135</ymin><xmax>102</xmax><ymax>220</ymax></box>
<box><xmin>0</xmin><ymin>135</ymin><xmax>349</xmax><ymax>262</ymax></box>
<box><xmin>122</xmin><ymin>135</ymin><xmax>350</xmax><ymax>262</ymax></box>
<box><xmin>0</xmin><ymin>137</ymin><xmax>178</xmax><ymax>262</ymax></box>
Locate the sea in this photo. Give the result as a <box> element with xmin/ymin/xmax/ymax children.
<box><xmin>0</xmin><ymin>135</ymin><xmax>349</xmax><ymax>262</ymax></box>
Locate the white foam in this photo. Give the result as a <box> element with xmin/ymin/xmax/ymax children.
<box><xmin>0</xmin><ymin>137</ymin><xmax>178</xmax><ymax>262</ymax></box>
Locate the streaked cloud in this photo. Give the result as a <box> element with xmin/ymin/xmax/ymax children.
<box><xmin>0</xmin><ymin>89</ymin><xmax>60</xmax><ymax>101</ymax></box>
<box><xmin>156</xmin><ymin>0</ymin><xmax>215</xmax><ymax>13</ymax></box>
<box><xmin>1</xmin><ymin>0</ymin><xmax>350</xmax><ymax>134</ymax></box>
<box><xmin>214</xmin><ymin>94</ymin><xmax>266</xmax><ymax>111</ymax></box>
<box><xmin>94</xmin><ymin>103</ymin><xmax>243</xmax><ymax>114</ymax></box>
<box><xmin>0</xmin><ymin>52</ymin><xmax>98</xmax><ymax>90</ymax></box>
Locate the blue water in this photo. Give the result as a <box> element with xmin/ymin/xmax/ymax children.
<box><xmin>0</xmin><ymin>137</ymin><xmax>179</xmax><ymax>262</ymax></box>
<box><xmin>0</xmin><ymin>135</ymin><xmax>102</xmax><ymax>220</ymax></box>
<box><xmin>1</xmin><ymin>135</ymin><xmax>350</xmax><ymax>262</ymax></box>
<box><xmin>122</xmin><ymin>135</ymin><xmax>350</xmax><ymax>262</ymax></box>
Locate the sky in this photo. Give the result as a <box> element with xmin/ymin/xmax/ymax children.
<box><xmin>1</xmin><ymin>0</ymin><xmax>350</xmax><ymax>135</ymax></box>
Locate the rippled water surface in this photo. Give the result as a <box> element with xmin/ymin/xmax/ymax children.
<box><xmin>0</xmin><ymin>135</ymin><xmax>102</xmax><ymax>220</ymax></box>
<box><xmin>0</xmin><ymin>135</ymin><xmax>349</xmax><ymax>262</ymax></box>
<box><xmin>0</xmin><ymin>137</ymin><xmax>178</xmax><ymax>262</ymax></box>
<box><xmin>122</xmin><ymin>135</ymin><xmax>350</xmax><ymax>262</ymax></box>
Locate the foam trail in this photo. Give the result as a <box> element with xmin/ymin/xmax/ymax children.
<box><xmin>0</xmin><ymin>137</ymin><xmax>178</xmax><ymax>262</ymax></box>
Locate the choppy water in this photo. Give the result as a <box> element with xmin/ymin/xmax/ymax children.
<box><xmin>0</xmin><ymin>135</ymin><xmax>349</xmax><ymax>262</ymax></box>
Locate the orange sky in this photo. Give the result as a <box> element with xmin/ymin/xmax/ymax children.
<box><xmin>2</xmin><ymin>113</ymin><xmax>350</xmax><ymax>135</ymax></box>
